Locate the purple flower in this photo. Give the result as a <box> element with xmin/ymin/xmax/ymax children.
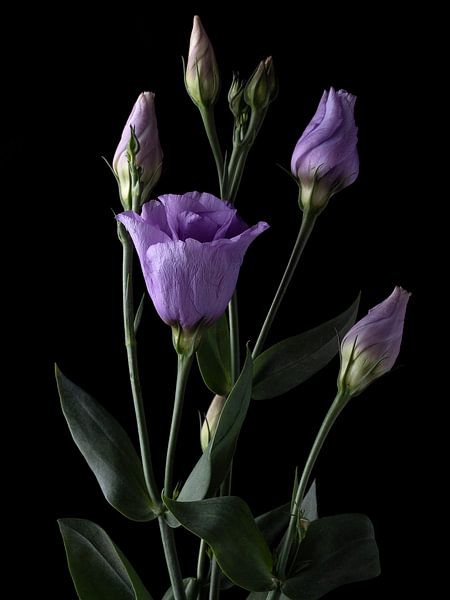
<box><xmin>113</xmin><ymin>92</ymin><xmax>163</xmax><ymax>209</ymax></box>
<box><xmin>185</xmin><ymin>16</ymin><xmax>220</xmax><ymax>107</ymax></box>
<box><xmin>117</xmin><ymin>192</ymin><xmax>268</xmax><ymax>331</ymax></box>
<box><xmin>338</xmin><ymin>287</ymin><xmax>411</xmax><ymax>396</ymax></box>
<box><xmin>291</xmin><ymin>87</ymin><xmax>359</xmax><ymax>213</ymax></box>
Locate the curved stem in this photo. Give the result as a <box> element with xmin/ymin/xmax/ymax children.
<box><xmin>165</xmin><ymin>352</ymin><xmax>194</xmax><ymax>496</ymax></box>
<box><xmin>196</xmin><ymin>539</ymin><xmax>208</xmax><ymax>597</ymax></box>
<box><xmin>209</xmin><ymin>557</ymin><xmax>221</xmax><ymax>600</ymax></box>
<box><xmin>119</xmin><ymin>225</ymin><xmax>160</xmax><ymax>507</ymax></box>
<box><xmin>200</xmin><ymin>107</ymin><xmax>224</xmax><ymax>196</ymax></box>
<box><xmin>158</xmin><ymin>517</ymin><xmax>187</xmax><ymax>600</ymax></box>
<box><xmin>252</xmin><ymin>209</ymin><xmax>317</xmax><ymax>359</ymax></box>
<box><xmin>277</xmin><ymin>390</ymin><xmax>350</xmax><ymax>577</ymax></box>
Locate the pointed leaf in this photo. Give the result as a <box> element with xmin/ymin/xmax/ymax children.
<box><xmin>164</xmin><ymin>496</ymin><xmax>274</xmax><ymax>592</ymax></box>
<box><xmin>179</xmin><ymin>349</ymin><xmax>253</xmax><ymax>501</ymax></box>
<box><xmin>282</xmin><ymin>514</ymin><xmax>380</xmax><ymax>600</ymax></box>
<box><xmin>252</xmin><ymin>295</ymin><xmax>360</xmax><ymax>400</ymax></box>
<box><xmin>197</xmin><ymin>312</ymin><xmax>232</xmax><ymax>395</ymax></box>
<box><xmin>58</xmin><ymin>518</ymin><xmax>153</xmax><ymax>600</ymax></box>
<box><xmin>56</xmin><ymin>367</ymin><xmax>155</xmax><ymax>521</ymax></box>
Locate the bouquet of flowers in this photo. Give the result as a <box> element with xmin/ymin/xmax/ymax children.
<box><xmin>56</xmin><ymin>16</ymin><xmax>410</xmax><ymax>600</ymax></box>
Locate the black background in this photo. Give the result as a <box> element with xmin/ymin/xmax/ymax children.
<box><xmin>18</xmin><ymin>2</ymin><xmax>428</xmax><ymax>598</ymax></box>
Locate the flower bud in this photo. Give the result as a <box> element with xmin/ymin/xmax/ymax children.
<box><xmin>200</xmin><ymin>394</ymin><xmax>226</xmax><ymax>451</ymax></box>
<box><xmin>185</xmin><ymin>16</ymin><xmax>220</xmax><ymax>108</ymax></box>
<box><xmin>338</xmin><ymin>287</ymin><xmax>410</xmax><ymax>396</ymax></box>
<box><xmin>244</xmin><ymin>56</ymin><xmax>277</xmax><ymax>113</ymax></box>
<box><xmin>291</xmin><ymin>87</ymin><xmax>358</xmax><ymax>214</ymax></box>
<box><xmin>228</xmin><ymin>73</ymin><xmax>246</xmax><ymax>118</ymax></box>
<box><xmin>113</xmin><ymin>92</ymin><xmax>163</xmax><ymax>210</ymax></box>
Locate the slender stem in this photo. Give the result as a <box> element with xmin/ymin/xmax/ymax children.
<box><xmin>158</xmin><ymin>517</ymin><xmax>187</xmax><ymax>600</ymax></box>
<box><xmin>119</xmin><ymin>225</ymin><xmax>160</xmax><ymax>506</ymax></box>
<box><xmin>165</xmin><ymin>352</ymin><xmax>194</xmax><ymax>496</ymax></box>
<box><xmin>228</xmin><ymin>293</ymin><xmax>240</xmax><ymax>384</ymax></box>
<box><xmin>277</xmin><ymin>390</ymin><xmax>350</xmax><ymax>577</ymax></box>
<box><xmin>228</xmin><ymin>145</ymin><xmax>250</xmax><ymax>202</ymax></box>
<box><xmin>196</xmin><ymin>539</ymin><xmax>208</xmax><ymax>590</ymax></box>
<box><xmin>200</xmin><ymin>107</ymin><xmax>224</xmax><ymax>195</ymax></box>
<box><xmin>209</xmin><ymin>558</ymin><xmax>221</xmax><ymax>600</ymax></box>
<box><xmin>252</xmin><ymin>209</ymin><xmax>317</xmax><ymax>359</ymax></box>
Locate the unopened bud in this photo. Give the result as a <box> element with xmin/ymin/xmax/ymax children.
<box><xmin>200</xmin><ymin>394</ymin><xmax>226</xmax><ymax>451</ymax></box>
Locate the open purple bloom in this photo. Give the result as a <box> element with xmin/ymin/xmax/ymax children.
<box><xmin>113</xmin><ymin>92</ymin><xmax>163</xmax><ymax>209</ymax></box>
<box><xmin>291</xmin><ymin>87</ymin><xmax>359</xmax><ymax>212</ymax></box>
<box><xmin>338</xmin><ymin>287</ymin><xmax>410</xmax><ymax>396</ymax></box>
<box><xmin>117</xmin><ymin>192</ymin><xmax>269</xmax><ymax>331</ymax></box>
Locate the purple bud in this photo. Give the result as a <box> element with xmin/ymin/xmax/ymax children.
<box><xmin>117</xmin><ymin>192</ymin><xmax>269</xmax><ymax>332</ymax></box>
<box><xmin>185</xmin><ymin>16</ymin><xmax>220</xmax><ymax>107</ymax></box>
<box><xmin>291</xmin><ymin>88</ymin><xmax>359</xmax><ymax>213</ymax></box>
<box><xmin>200</xmin><ymin>394</ymin><xmax>226</xmax><ymax>451</ymax></box>
<box><xmin>113</xmin><ymin>92</ymin><xmax>163</xmax><ymax>209</ymax></box>
<box><xmin>338</xmin><ymin>287</ymin><xmax>411</xmax><ymax>396</ymax></box>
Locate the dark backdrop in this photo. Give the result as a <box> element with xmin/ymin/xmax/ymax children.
<box><xmin>24</xmin><ymin>3</ymin><xmax>426</xmax><ymax>598</ymax></box>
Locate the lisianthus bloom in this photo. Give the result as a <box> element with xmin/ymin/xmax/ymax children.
<box><xmin>185</xmin><ymin>16</ymin><xmax>220</xmax><ymax>107</ymax></box>
<box><xmin>338</xmin><ymin>287</ymin><xmax>410</xmax><ymax>396</ymax></box>
<box><xmin>113</xmin><ymin>92</ymin><xmax>163</xmax><ymax>209</ymax></box>
<box><xmin>291</xmin><ymin>87</ymin><xmax>359</xmax><ymax>213</ymax></box>
<box><xmin>117</xmin><ymin>192</ymin><xmax>268</xmax><ymax>332</ymax></box>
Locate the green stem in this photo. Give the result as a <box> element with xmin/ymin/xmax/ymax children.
<box><xmin>196</xmin><ymin>539</ymin><xmax>208</xmax><ymax>599</ymax></box>
<box><xmin>228</xmin><ymin>293</ymin><xmax>240</xmax><ymax>384</ymax></box>
<box><xmin>165</xmin><ymin>352</ymin><xmax>194</xmax><ymax>496</ymax></box>
<box><xmin>158</xmin><ymin>517</ymin><xmax>187</xmax><ymax>600</ymax></box>
<box><xmin>209</xmin><ymin>555</ymin><xmax>221</xmax><ymax>600</ymax></box>
<box><xmin>200</xmin><ymin>107</ymin><xmax>224</xmax><ymax>195</ymax></box>
<box><xmin>119</xmin><ymin>225</ymin><xmax>160</xmax><ymax>507</ymax></box>
<box><xmin>252</xmin><ymin>209</ymin><xmax>317</xmax><ymax>359</ymax></box>
<box><xmin>277</xmin><ymin>389</ymin><xmax>350</xmax><ymax>577</ymax></box>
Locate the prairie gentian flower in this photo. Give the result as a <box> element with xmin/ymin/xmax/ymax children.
<box><xmin>338</xmin><ymin>287</ymin><xmax>410</xmax><ymax>396</ymax></box>
<box><xmin>200</xmin><ymin>394</ymin><xmax>226</xmax><ymax>451</ymax></box>
<box><xmin>185</xmin><ymin>16</ymin><xmax>220</xmax><ymax>108</ymax></box>
<box><xmin>113</xmin><ymin>92</ymin><xmax>163</xmax><ymax>210</ymax></box>
<box><xmin>291</xmin><ymin>87</ymin><xmax>359</xmax><ymax>213</ymax></box>
<box><xmin>117</xmin><ymin>192</ymin><xmax>268</xmax><ymax>336</ymax></box>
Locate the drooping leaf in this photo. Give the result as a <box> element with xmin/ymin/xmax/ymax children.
<box><xmin>56</xmin><ymin>367</ymin><xmax>155</xmax><ymax>521</ymax></box>
<box><xmin>197</xmin><ymin>312</ymin><xmax>232</xmax><ymax>395</ymax></box>
<box><xmin>282</xmin><ymin>514</ymin><xmax>380</xmax><ymax>600</ymax></box>
<box><xmin>178</xmin><ymin>349</ymin><xmax>253</xmax><ymax>502</ymax></box>
<box><xmin>252</xmin><ymin>295</ymin><xmax>360</xmax><ymax>400</ymax></box>
<box><xmin>164</xmin><ymin>496</ymin><xmax>275</xmax><ymax>592</ymax></box>
<box><xmin>58</xmin><ymin>518</ymin><xmax>153</xmax><ymax>600</ymax></box>
<box><xmin>162</xmin><ymin>578</ymin><xmax>198</xmax><ymax>600</ymax></box>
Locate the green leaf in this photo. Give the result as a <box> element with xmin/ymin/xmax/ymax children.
<box><xmin>252</xmin><ymin>295</ymin><xmax>360</xmax><ymax>400</ymax></box>
<box><xmin>178</xmin><ymin>349</ymin><xmax>253</xmax><ymax>501</ymax></box>
<box><xmin>256</xmin><ymin>482</ymin><xmax>318</xmax><ymax>551</ymax></box>
<box><xmin>197</xmin><ymin>312</ymin><xmax>232</xmax><ymax>395</ymax></box>
<box><xmin>282</xmin><ymin>514</ymin><xmax>380</xmax><ymax>600</ymax></box>
<box><xmin>164</xmin><ymin>496</ymin><xmax>275</xmax><ymax>592</ymax></box>
<box><xmin>58</xmin><ymin>518</ymin><xmax>153</xmax><ymax>600</ymax></box>
<box><xmin>162</xmin><ymin>578</ymin><xmax>198</xmax><ymax>600</ymax></box>
<box><xmin>56</xmin><ymin>367</ymin><xmax>155</xmax><ymax>522</ymax></box>
<box><xmin>134</xmin><ymin>293</ymin><xmax>146</xmax><ymax>334</ymax></box>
